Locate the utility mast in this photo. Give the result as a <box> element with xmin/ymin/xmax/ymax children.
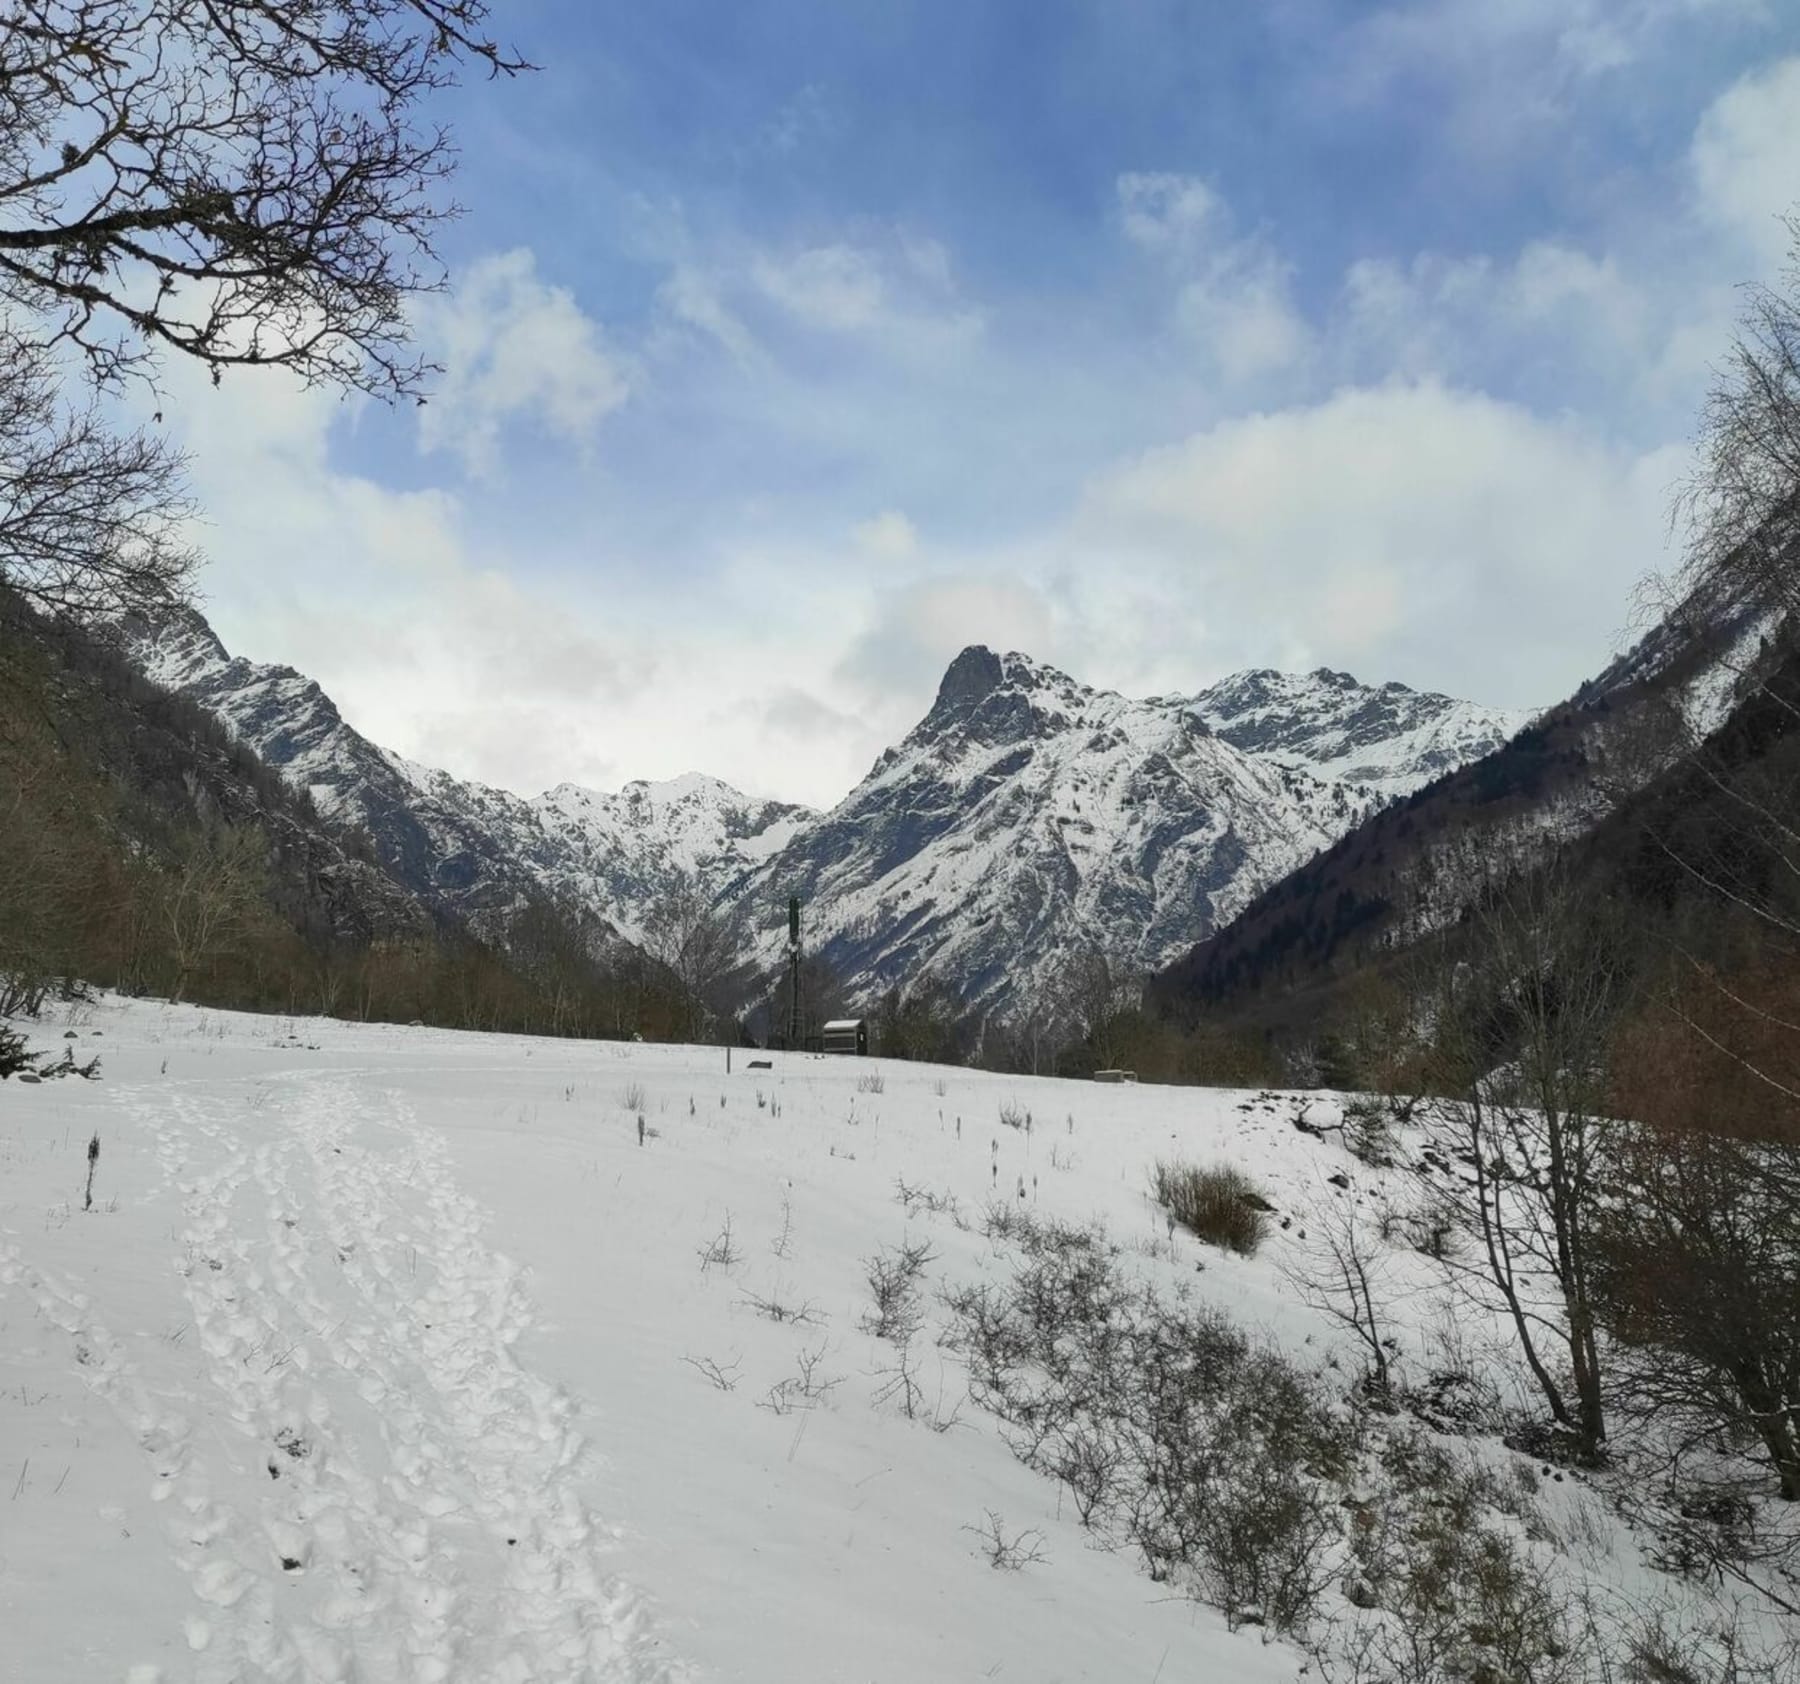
<box><xmin>787</xmin><ymin>895</ymin><xmax>803</xmax><ymax>1049</ymax></box>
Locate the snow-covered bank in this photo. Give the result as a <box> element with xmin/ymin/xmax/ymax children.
<box><xmin>0</xmin><ymin>999</ymin><xmax>1786</xmax><ymax>1681</ymax></box>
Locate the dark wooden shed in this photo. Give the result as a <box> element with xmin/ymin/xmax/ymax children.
<box><xmin>822</xmin><ymin>1018</ymin><xmax>868</xmax><ymax>1056</ymax></box>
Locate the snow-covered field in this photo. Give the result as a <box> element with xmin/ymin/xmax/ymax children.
<box><xmin>0</xmin><ymin>999</ymin><xmax>1776</xmax><ymax>1682</ymax></box>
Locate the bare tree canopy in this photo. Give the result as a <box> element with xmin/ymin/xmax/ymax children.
<box><xmin>0</xmin><ymin>331</ymin><xmax>195</xmax><ymax>613</ymax></box>
<box><xmin>0</xmin><ymin>0</ymin><xmax>525</xmax><ymax>617</ymax></box>
<box><xmin>1677</xmin><ymin>214</ymin><xmax>1800</xmax><ymax>619</ymax></box>
<box><xmin>643</xmin><ymin>870</ymin><xmax>743</xmax><ymax>1042</ymax></box>
<box><xmin>0</xmin><ymin>0</ymin><xmax>527</xmax><ymax>397</ymax></box>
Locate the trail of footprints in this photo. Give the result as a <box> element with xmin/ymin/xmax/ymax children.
<box><xmin>20</xmin><ymin>1079</ymin><xmax>680</xmax><ymax>1683</ymax></box>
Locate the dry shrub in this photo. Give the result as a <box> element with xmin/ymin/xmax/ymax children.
<box><xmin>1152</xmin><ymin>1160</ymin><xmax>1270</xmax><ymax>1255</ymax></box>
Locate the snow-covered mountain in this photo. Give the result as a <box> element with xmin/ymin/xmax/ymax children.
<box><xmin>733</xmin><ymin>647</ymin><xmax>1521</xmax><ymax>1014</ymax></box>
<box><xmin>529</xmin><ymin>774</ymin><xmax>811</xmax><ymax>941</ymax></box>
<box><xmin>1187</xmin><ymin>667</ymin><xmax>1531</xmax><ymax>802</ymax></box>
<box><xmin>121</xmin><ymin>610</ymin><xmax>812</xmax><ymax>946</ymax></box>
<box><xmin>1152</xmin><ymin>583</ymin><xmax>1786</xmax><ymax>1028</ymax></box>
<box><xmin>123</xmin><ymin>612</ymin><xmax>1521</xmax><ymax>1013</ymax></box>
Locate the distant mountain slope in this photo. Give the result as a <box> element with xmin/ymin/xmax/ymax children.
<box><xmin>532</xmin><ymin>773</ymin><xmax>811</xmax><ymax>940</ymax></box>
<box><xmin>1</xmin><ymin>590</ymin><xmax>429</xmax><ymax>1010</ymax></box>
<box><xmin>122</xmin><ymin>610</ymin><xmax>811</xmax><ymax>946</ymax></box>
<box><xmin>122</xmin><ymin>613</ymin><xmax>1521</xmax><ymax>1018</ymax></box>
<box><xmin>1149</xmin><ymin>587</ymin><xmax>1780</xmax><ymax>1032</ymax></box>
<box><xmin>736</xmin><ymin>647</ymin><xmax>1520</xmax><ymax>1014</ymax></box>
<box><xmin>1187</xmin><ymin>668</ymin><xmax>1530</xmax><ymax>802</ymax></box>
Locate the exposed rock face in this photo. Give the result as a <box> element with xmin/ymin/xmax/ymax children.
<box><xmin>124</xmin><ymin>614</ymin><xmax>1524</xmax><ymax>1015</ymax></box>
<box><xmin>1187</xmin><ymin>667</ymin><xmax>1530</xmax><ymax>801</ymax></box>
<box><xmin>121</xmin><ymin>612</ymin><xmax>811</xmax><ymax>947</ymax></box>
<box><xmin>734</xmin><ymin>650</ymin><xmax>1524</xmax><ymax>1013</ymax></box>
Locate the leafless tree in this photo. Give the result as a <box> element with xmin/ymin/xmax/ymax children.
<box><xmin>1674</xmin><ymin>213</ymin><xmax>1800</xmax><ymax>626</ymax></box>
<box><xmin>0</xmin><ymin>2</ymin><xmax>527</xmax><ymax>617</ymax></box>
<box><xmin>642</xmin><ymin>869</ymin><xmax>742</xmax><ymax>1043</ymax></box>
<box><xmin>0</xmin><ymin>0</ymin><xmax>526</xmax><ymax>398</ymax></box>
<box><xmin>160</xmin><ymin>819</ymin><xmax>267</xmax><ymax>1002</ymax></box>
<box><xmin>1417</xmin><ymin>868</ymin><xmax>1619</xmax><ymax>1460</ymax></box>
<box><xmin>1052</xmin><ymin>946</ymin><xmax>1142</xmax><ymax>1070</ymax></box>
<box><xmin>0</xmin><ymin>333</ymin><xmax>195</xmax><ymax>614</ymax></box>
<box><xmin>1599</xmin><ymin>955</ymin><xmax>1800</xmax><ymax>1507</ymax></box>
<box><xmin>1589</xmin><ymin>207</ymin><xmax>1800</xmax><ymax>1516</ymax></box>
<box><xmin>1283</xmin><ymin>1200</ymin><xmax>1400</xmax><ymax>1402</ymax></box>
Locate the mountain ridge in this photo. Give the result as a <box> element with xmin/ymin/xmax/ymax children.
<box><xmin>120</xmin><ymin>614</ymin><xmax>1527</xmax><ymax>1016</ymax></box>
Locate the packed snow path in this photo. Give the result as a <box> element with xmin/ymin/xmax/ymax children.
<box><xmin>7</xmin><ymin>1070</ymin><xmax>680</xmax><ymax>1684</ymax></box>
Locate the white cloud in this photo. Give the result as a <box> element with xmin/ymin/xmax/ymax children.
<box><xmin>1117</xmin><ymin>172</ymin><xmax>1219</xmax><ymax>253</ymax></box>
<box><xmin>852</xmin><ymin>510</ymin><xmax>920</xmax><ymax>561</ymax></box>
<box><xmin>1071</xmin><ymin>381</ymin><xmax>1683</xmax><ymax>705</ymax></box>
<box><xmin>760</xmin><ymin>83</ymin><xmax>837</xmax><ymax>157</ymax></box>
<box><xmin>1339</xmin><ymin>242</ymin><xmax>1653</xmax><ymax>386</ymax></box>
<box><xmin>1116</xmin><ymin>173</ymin><xmax>1309</xmax><ymax>382</ymax></box>
<box><xmin>418</xmin><ymin>248</ymin><xmax>630</xmax><ymax>476</ymax></box>
<box><xmin>657</xmin><ymin>265</ymin><xmax>765</xmax><ymax>368</ymax></box>
<box><xmin>753</xmin><ymin>244</ymin><xmax>889</xmax><ymax>333</ymax></box>
<box><xmin>1327</xmin><ymin>55</ymin><xmax>1800</xmax><ymax>424</ymax></box>
<box><xmin>1174</xmin><ymin>272</ymin><xmax>1310</xmax><ymax>385</ymax></box>
<box><xmin>1691</xmin><ymin>54</ymin><xmax>1800</xmax><ymax>269</ymax></box>
<box><xmin>1345</xmin><ymin>0</ymin><xmax>1765</xmax><ymax>95</ymax></box>
<box><xmin>747</xmin><ymin>235</ymin><xmax>983</xmax><ymax>353</ymax></box>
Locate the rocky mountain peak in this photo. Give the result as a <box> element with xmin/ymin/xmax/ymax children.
<box><xmin>928</xmin><ymin>646</ymin><xmax>1007</xmax><ymax>720</ymax></box>
<box><xmin>116</xmin><ymin>604</ymin><xmax>231</xmax><ymax>687</ymax></box>
<box><xmin>118</xmin><ymin>606</ymin><xmax>1526</xmax><ymax>1016</ymax></box>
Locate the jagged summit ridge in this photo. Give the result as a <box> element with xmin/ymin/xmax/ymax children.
<box><xmin>739</xmin><ymin>652</ymin><xmax>1523</xmax><ymax>1012</ymax></box>
<box><xmin>927</xmin><ymin>644</ymin><xmax>1008</xmax><ymax>720</ymax></box>
<box><xmin>1189</xmin><ymin>665</ymin><xmax>1531</xmax><ymax>800</ymax></box>
<box><xmin>115</xmin><ymin>613</ymin><xmax>813</xmax><ymax>946</ymax></box>
<box><xmin>120</xmin><ymin>611</ymin><xmax>1524</xmax><ymax>1011</ymax></box>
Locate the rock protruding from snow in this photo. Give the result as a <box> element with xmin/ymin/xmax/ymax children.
<box><xmin>927</xmin><ymin>644</ymin><xmax>1009</xmax><ymax>723</ymax></box>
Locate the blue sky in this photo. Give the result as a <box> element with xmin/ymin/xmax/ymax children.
<box><xmin>175</xmin><ymin>0</ymin><xmax>1800</xmax><ymax>804</ymax></box>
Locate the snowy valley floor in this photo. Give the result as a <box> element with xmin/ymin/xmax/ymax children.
<box><xmin>0</xmin><ymin>999</ymin><xmax>1787</xmax><ymax>1682</ymax></box>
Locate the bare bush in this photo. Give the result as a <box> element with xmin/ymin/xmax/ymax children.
<box><xmin>1343</xmin><ymin>1095</ymin><xmax>1400</xmax><ymax>1168</ymax></box>
<box><xmin>740</xmin><ymin>1288</ymin><xmax>823</xmax><ymax>1327</ymax></box>
<box><xmin>861</xmin><ymin>1239</ymin><xmax>936</xmax><ymax>1342</ymax></box>
<box><xmin>1283</xmin><ymin>1203</ymin><xmax>1399</xmax><ymax>1402</ymax></box>
<box><xmin>681</xmin><ymin>1353</ymin><xmax>741</xmax><ymax>1392</ymax></box>
<box><xmin>1196</xmin><ymin>1462</ymin><xmax>1339</xmax><ymax>1632</ymax></box>
<box><xmin>769</xmin><ymin>1195</ymin><xmax>795</xmax><ymax>1261</ymax></box>
<box><xmin>871</xmin><ymin>1338</ymin><xmax>928</xmax><ymax>1421</ymax></box>
<box><xmin>963</xmin><ymin>1509</ymin><xmax>1047</xmax><ymax>1570</ymax></box>
<box><xmin>1327</xmin><ymin>1429</ymin><xmax>1585</xmax><ymax>1684</ymax></box>
<box><xmin>1152</xmin><ymin>1160</ymin><xmax>1270</xmax><ymax>1255</ymax></box>
<box><xmin>943</xmin><ymin>1209</ymin><xmax>1348</xmax><ymax>1634</ymax></box>
<box><xmin>856</xmin><ymin>1072</ymin><xmax>885</xmax><ymax>1094</ymax></box>
<box><xmin>1621</xmin><ymin>1605</ymin><xmax>1800</xmax><ymax>1684</ymax></box>
<box><xmin>894</xmin><ymin>1176</ymin><xmax>963</xmax><ymax>1224</ymax></box>
<box><xmin>696</xmin><ymin>1213</ymin><xmax>739</xmax><ymax>1275</ymax></box>
<box><xmin>762</xmin><ymin>1344</ymin><xmax>843</xmax><ymax>1415</ymax></box>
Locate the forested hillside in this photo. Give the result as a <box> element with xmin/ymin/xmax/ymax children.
<box><xmin>0</xmin><ymin>592</ymin><xmax>686</xmax><ymax>1039</ymax></box>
